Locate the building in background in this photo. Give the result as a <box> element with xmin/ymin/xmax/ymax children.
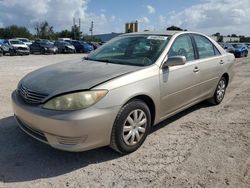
<box><xmin>125</xmin><ymin>21</ymin><xmax>139</xmax><ymax>33</ymax></box>
<box><xmin>210</xmin><ymin>36</ymin><xmax>240</xmax><ymax>43</ymax></box>
<box><xmin>93</xmin><ymin>21</ymin><xmax>139</xmax><ymax>42</ymax></box>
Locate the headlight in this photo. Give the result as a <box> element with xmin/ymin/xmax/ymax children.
<box><xmin>43</xmin><ymin>90</ymin><xmax>108</xmax><ymax>111</ymax></box>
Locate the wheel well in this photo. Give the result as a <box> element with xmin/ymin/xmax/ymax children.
<box><xmin>222</xmin><ymin>73</ymin><xmax>229</xmax><ymax>87</ymax></box>
<box><xmin>129</xmin><ymin>95</ymin><xmax>156</xmax><ymax>126</ymax></box>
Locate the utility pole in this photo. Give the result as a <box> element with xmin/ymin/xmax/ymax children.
<box><xmin>89</xmin><ymin>21</ymin><xmax>94</xmax><ymax>36</ymax></box>
<box><xmin>79</xmin><ymin>18</ymin><xmax>81</xmax><ymax>40</ymax></box>
<box><xmin>73</xmin><ymin>17</ymin><xmax>76</xmax><ymax>40</ymax></box>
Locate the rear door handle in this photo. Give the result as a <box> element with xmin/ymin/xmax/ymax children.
<box><xmin>219</xmin><ymin>60</ymin><xmax>224</xmax><ymax>64</ymax></box>
<box><xmin>193</xmin><ymin>67</ymin><xmax>200</xmax><ymax>73</ymax></box>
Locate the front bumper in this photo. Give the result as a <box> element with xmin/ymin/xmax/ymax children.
<box><xmin>64</xmin><ymin>47</ymin><xmax>75</xmax><ymax>53</ymax></box>
<box><xmin>12</xmin><ymin>90</ymin><xmax>119</xmax><ymax>152</ymax></box>
<box><xmin>16</xmin><ymin>49</ymin><xmax>30</xmax><ymax>55</ymax></box>
<box><xmin>45</xmin><ymin>48</ymin><xmax>58</xmax><ymax>53</ymax></box>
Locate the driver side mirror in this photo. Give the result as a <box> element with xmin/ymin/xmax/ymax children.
<box><xmin>162</xmin><ymin>56</ymin><xmax>186</xmax><ymax>69</ymax></box>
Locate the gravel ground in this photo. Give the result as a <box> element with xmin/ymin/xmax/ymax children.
<box><xmin>0</xmin><ymin>54</ymin><xmax>249</xmax><ymax>188</ymax></box>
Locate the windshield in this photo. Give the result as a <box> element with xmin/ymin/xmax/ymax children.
<box><xmin>232</xmin><ymin>44</ymin><xmax>243</xmax><ymax>48</ymax></box>
<box><xmin>10</xmin><ymin>40</ymin><xmax>24</xmax><ymax>45</ymax></box>
<box><xmin>19</xmin><ymin>39</ymin><xmax>29</xmax><ymax>42</ymax></box>
<box><xmin>88</xmin><ymin>35</ymin><xmax>169</xmax><ymax>66</ymax></box>
<box><xmin>62</xmin><ymin>41</ymin><xmax>71</xmax><ymax>45</ymax></box>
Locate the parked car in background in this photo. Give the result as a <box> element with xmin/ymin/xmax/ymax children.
<box><xmin>4</xmin><ymin>39</ymin><xmax>30</xmax><ymax>55</ymax></box>
<box><xmin>16</xmin><ymin>38</ymin><xmax>32</xmax><ymax>46</ymax></box>
<box><xmin>88</xmin><ymin>42</ymin><xmax>101</xmax><ymax>50</ymax></box>
<box><xmin>54</xmin><ymin>40</ymin><xmax>76</xmax><ymax>53</ymax></box>
<box><xmin>0</xmin><ymin>45</ymin><xmax>3</xmax><ymax>56</ymax></box>
<box><xmin>245</xmin><ymin>43</ymin><xmax>250</xmax><ymax>49</ymax></box>
<box><xmin>58</xmin><ymin>38</ymin><xmax>72</xmax><ymax>41</ymax></box>
<box><xmin>30</xmin><ymin>40</ymin><xmax>58</xmax><ymax>54</ymax></box>
<box><xmin>231</xmin><ymin>43</ymin><xmax>248</xmax><ymax>57</ymax></box>
<box><xmin>219</xmin><ymin>42</ymin><xmax>235</xmax><ymax>54</ymax></box>
<box><xmin>70</xmin><ymin>40</ymin><xmax>94</xmax><ymax>53</ymax></box>
<box><xmin>0</xmin><ymin>39</ymin><xmax>16</xmax><ymax>56</ymax></box>
<box><xmin>12</xmin><ymin>31</ymin><xmax>234</xmax><ymax>153</ymax></box>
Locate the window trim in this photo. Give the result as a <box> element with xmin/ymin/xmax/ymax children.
<box><xmin>191</xmin><ymin>34</ymin><xmax>221</xmax><ymax>60</ymax></box>
<box><xmin>168</xmin><ymin>34</ymin><xmax>197</xmax><ymax>62</ymax></box>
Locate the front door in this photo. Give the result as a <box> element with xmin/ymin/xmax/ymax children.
<box><xmin>159</xmin><ymin>34</ymin><xmax>200</xmax><ymax>119</ymax></box>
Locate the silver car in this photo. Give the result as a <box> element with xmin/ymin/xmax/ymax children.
<box><xmin>12</xmin><ymin>31</ymin><xmax>234</xmax><ymax>153</ymax></box>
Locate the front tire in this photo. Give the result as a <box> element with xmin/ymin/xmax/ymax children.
<box><xmin>110</xmin><ymin>100</ymin><xmax>151</xmax><ymax>154</ymax></box>
<box><xmin>208</xmin><ymin>77</ymin><xmax>227</xmax><ymax>105</ymax></box>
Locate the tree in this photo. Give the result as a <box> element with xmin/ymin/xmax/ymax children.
<box><xmin>212</xmin><ymin>32</ymin><xmax>221</xmax><ymax>37</ymax></box>
<box><xmin>0</xmin><ymin>25</ymin><xmax>32</xmax><ymax>39</ymax></box>
<box><xmin>166</xmin><ymin>25</ymin><xmax>183</xmax><ymax>31</ymax></box>
<box><xmin>217</xmin><ymin>35</ymin><xmax>223</xmax><ymax>42</ymax></box>
<box><xmin>71</xmin><ymin>24</ymin><xmax>82</xmax><ymax>40</ymax></box>
<box><xmin>231</xmin><ymin>34</ymin><xmax>237</xmax><ymax>37</ymax></box>
<box><xmin>82</xmin><ymin>35</ymin><xmax>101</xmax><ymax>42</ymax></box>
<box><xmin>34</xmin><ymin>21</ymin><xmax>54</xmax><ymax>39</ymax></box>
<box><xmin>55</xmin><ymin>29</ymin><xmax>72</xmax><ymax>39</ymax></box>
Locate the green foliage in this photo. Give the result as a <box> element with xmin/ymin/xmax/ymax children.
<box><xmin>166</xmin><ymin>25</ymin><xmax>184</xmax><ymax>31</ymax></box>
<box><xmin>34</xmin><ymin>21</ymin><xmax>54</xmax><ymax>40</ymax></box>
<box><xmin>217</xmin><ymin>35</ymin><xmax>223</xmax><ymax>42</ymax></box>
<box><xmin>212</xmin><ymin>32</ymin><xmax>221</xmax><ymax>37</ymax></box>
<box><xmin>55</xmin><ymin>29</ymin><xmax>72</xmax><ymax>38</ymax></box>
<box><xmin>71</xmin><ymin>25</ymin><xmax>82</xmax><ymax>40</ymax></box>
<box><xmin>0</xmin><ymin>25</ymin><xmax>32</xmax><ymax>39</ymax></box>
<box><xmin>82</xmin><ymin>35</ymin><xmax>101</xmax><ymax>42</ymax></box>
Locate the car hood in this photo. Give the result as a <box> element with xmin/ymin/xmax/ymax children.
<box><xmin>12</xmin><ymin>44</ymin><xmax>28</xmax><ymax>48</ymax></box>
<box><xmin>20</xmin><ymin>59</ymin><xmax>144</xmax><ymax>97</ymax></box>
<box><xmin>65</xmin><ymin>44</ymin><xmax>75</xmax><ymax>49</ymax></box>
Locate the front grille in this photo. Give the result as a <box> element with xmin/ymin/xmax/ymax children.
<box><xmin>18</xmin><ymin>84</ymin><xmax>49</xmax><ymax>104</ymax></box>
<box><xmin>16</xmin><ymin>117</ymin><xmax>48</xmax><ymax>143</ymax></box>
<box><xmin>17</xmin><ymin>47</ymin><xmax>28</xmax><ymax>50</ymax></box>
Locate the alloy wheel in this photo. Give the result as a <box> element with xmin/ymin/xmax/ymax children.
<box><xmin>216</xmin><ymin>79</ymin><xmax>226</xmax><ymax>102</ymax></box>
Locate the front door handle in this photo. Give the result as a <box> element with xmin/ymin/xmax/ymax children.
<box><xmin>193</xmin><ymin>67</ymin><xmax>200</xmax><ymax>73</ymax></box>
<box><xmin>219</xmin><ymin>60</ymin><xmax>224</xmax><ymax>64</ymax></box>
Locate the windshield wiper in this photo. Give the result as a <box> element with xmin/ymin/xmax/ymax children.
<box><xmin>84</xmin><ymin>57</ymin><xmax>113</xmax><ymax>63</ymax></box>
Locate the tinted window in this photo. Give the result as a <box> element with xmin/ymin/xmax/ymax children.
<box><xmin>168</xmin><ymin>35</ymin><xmax>195</xmax><ymax>61</ymax></box>
<box><xmin>194</xmin><ymin>35</ymin><xmax>220</xmax><ymax>59</ymax></box>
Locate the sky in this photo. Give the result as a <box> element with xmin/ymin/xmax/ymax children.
<box><xmin>0</xmin><ymin>0</ymin><xmax>250</xmax><ymax>36</ymax></box>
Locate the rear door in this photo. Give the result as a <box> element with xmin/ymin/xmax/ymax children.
<box><xmin>192</xmin><ymin>34</ymin><xmax>223</xmax><ymax>99</ymax></box>
<box><xmin>159</xmin><ymin>34</ymin><xmax>201</xmax><ymax>118</ymax></box>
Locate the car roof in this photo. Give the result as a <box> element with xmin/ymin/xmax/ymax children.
<box><xmin>121</xmin><ymin>31</ymin><xmax>212</xmax><ymax>38</ymax></box>
<box><xmin>122</xmin><ymin>30</ymin><xmax>181</xmax><ymax>36</ymax></box>
<box><xmin>9</xmin><ymin>39</ymin><xmax>21</xmax><ymax>41</ymax></box>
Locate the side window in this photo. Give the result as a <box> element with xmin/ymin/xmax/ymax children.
<box><xmin>168</xmin><ymin>35</ymin><xmax>195</xmax><ymax>61</ymax></box>
<box><xmin>194</xmin><ymin>35</ymin><xmax>220</xmax><ymax>59</ymax></box>
<box><xmin>214</xmin><ymin>46</ymin><xmax>221</xmax><ymax>56</ymax></box>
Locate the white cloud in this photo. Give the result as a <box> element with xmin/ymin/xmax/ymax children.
<box><xmin>0</xmin><ymin>0</ymin><xmax>88</xmax><ymax>32</ymax></box>
<box><xmin>0</xmin><ymin>0</ymin><xmax>123</xmax><ymax>34</ymax></box>
<box><xmin>166</xmin><ymin>0</ymin><xmax>250</xmax><ymax>35</ymax></box>
<box><xmin>138</xmin><ymin>17</ymin><xmax>150</xmax><ymax>24</ymax></box>
<box><xmin>137</xmin><ymin>17</ymin><xmax>154</xmax><ymax>31</ymax></box>
<box><xmin>147</xmin><ymin>5</ymin><xmax>155</xmax><ymax>14</ymax></box>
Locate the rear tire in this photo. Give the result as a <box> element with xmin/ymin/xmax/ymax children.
<box><xmin>208</xmin><ymin>77</ymin><xmax>227</xmax><ymax>105</ymax></box>
<box><xmin>110</xmin><ymin>100</ymin><xmax>151</xmax><ymax>154</ymax></box>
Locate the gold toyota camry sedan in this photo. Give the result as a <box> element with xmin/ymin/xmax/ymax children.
<box><xmin>12</xmin><ymin>31</ymin><xmax>234</xmax><ymax>153</ymax></box>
